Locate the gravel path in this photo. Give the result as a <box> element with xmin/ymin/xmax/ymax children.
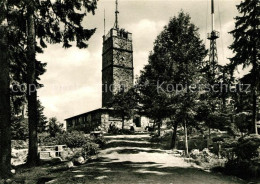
<box><xmin>51</xmin><ymin>134</ymin><xmax>245</xmax><ymax>184</ymax></box>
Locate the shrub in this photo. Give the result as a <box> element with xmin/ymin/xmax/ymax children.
<box><xmin>233</xmin><ymin>135</ymin><xmax>260</xmax><ymax>161</ymax></box>
<box><xmin>150</xmin><ymin>133</ymin><xmax>161</xmax><ymax>142</ymax></box>
<box><xmin>225</xmin><ymin>159</ymin><xmax>260</xmax><ymax>179</ymax></box>
<box><xmin>222</xmin><ymin>135</ymin><xmax>260</xmax><ymax>179</ymax></box>
<box><xmin>39</xmin><ymin>130</ymin><xmax>107</xmax><ymax>162</ymax></box>
<box><xmin>40</xmin><ymin>131</ymin><xmax>89</xmax><ymax>148</ymax></box>
<box><xmin>92</xmin><ymin>136</ymin><xmax>106</xmax><ymax>148</ymax></box>
<box><xmin>72</xmin><ymin>150</ymin><xmax>83</xmax><ymax>159</ymax></box>
<box><xmin>40</xmin><ymin>136</ymin><xmax>57</xmax><ymax>146</ymax></box>
<box><xmin>55</xmin><ymin>131</ymin><xmax>88</xmax><ymax>148</ymax></box>
<box><xmin>81</xmin><ymin>142</ymin><xmax>99</xmax><ymax>159</ymax></box>
<box><xmin>108</xmin><ymin>125</ymin><xmax>119</xmax><ymax>134</ymax></box>
<box><xmin>120</xmin><ymin>129</ymin><xmax>133</xmax><ymax>135</ymax></box>
<box><xmin>108</xmin><ymin>127</ymin><xmax>134</xmax><ymax>135</ymax></box>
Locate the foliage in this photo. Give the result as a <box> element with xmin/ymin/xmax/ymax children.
<box><xmin>10</xmin><ymin>101</ymin><xmax>47</xmax><ymax>140</ymax></box>
<box><xmin>1</xmin><ymin>0</ymin><xmax>98</xmax><ymax>166</ymax></box>
<box><xmin>108</xmin><ymin>87</ymin><xmax>139</xmax><ymax>129</ymax></box>
<box><xmin>55</xmin><ymin>131</ymin><xmax>87</xmax><ymax>148</ymax></box>
<box><xmin>108</xmin><ymin>126</ymin><xmax>133</xmax><ymax>135</ymax></box>
<box><xmin>39</xmin><ymin>131</ymin><xmax>103</xmax><ymax>161</ymax></box>
<box><xmin>11</xmin><ymin>116</ymin><xmax>28</xmax><ymax>140</ymax></box>
<box><xmin>232</xmin><ymin>135</ymin><xmax>260</xmax><ymax>161</ymax></box>
<box><xmin>39</xmin><ymin>135</ymin><xmax>57</xmax><ymax>146</ymax></box>
<box><xmin>48</xmin><ymin>117</ymin><xmax>63</xmax><ymax>137</ymax></box>
<box><xmin>37</xmin><ymin>100</ymin><xmax>48</xmax><ymax>133</ymax></box>
<box><xmin>229</xmin><ymin>0</ymin><xmax>260</xmax><ymax>70</ymax></box>
<box><xmin>93</xmin><ymin>136</ymin><xmax>106</xmax><ymax>148</ymax></box>
<box><xmin>5</xmin><ymin>0</ymin><xmax>98</xmax><ymax>49</ymax></box>
<box><xmin>139</xmin><ymin>11</ymin><xmax>207</xmax><ymax>148</ymax></box>
<box><xmin>11</xmin><ymin>140</ymin><xmax>28</xmax><ymax>149</ymax></box>
<box><xmin>120</xmin><ymin>129</ymin><xmax>134</xmax><ymax>135</ymax></box>
<box><xmin>229</xmin><ymin>0</ymin><xmax>260</xmax><ymax>134</ymax></box>
<box><xmin>224</xmin><ymin>160</ymin><xmax>260</xmax><ymax>179</ymax></box>
<box><xmin>219</xmin><ymin>135</ymin><xmax>260</xmax><ymax>179</ymax></box>
<box><xmin>108</xmin><ymin>124</ymin><xmax>120</xmax><ymax>134</ymax></box>
<box><xmin>81</xmin><ymin>142</ymin><xmax>99</xmax><ymax>159</ymax></box>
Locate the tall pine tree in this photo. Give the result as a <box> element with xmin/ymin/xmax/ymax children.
<box><xmin>23</xmin><ymin>0</ymin><xmax>98</xmax><ymax>166</ymax></box>
<box><xmin>0</xmin><ymin>0</ymin><xmax>98</xmax><ymax>168</ymax></box>
<box><xmin>229</xmin><ymin>0</ymin><xmax>260</xmax><ymax>134</ymax></box>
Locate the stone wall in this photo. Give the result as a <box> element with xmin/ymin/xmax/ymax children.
<box><xmin>102</xmin><ymin>28</ymin><xmax>134</xmax><ymax>107</ymax></box>
<box><xmin>113</xmin><ymin>67</ymin><xmax>133</xmax><ymax>93</ymax></box>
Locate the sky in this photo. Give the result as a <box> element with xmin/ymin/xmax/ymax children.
<box><xmin>37</xmin><ymin>0</ymin><xmax>242</xmax><ymax>124</ymax></box>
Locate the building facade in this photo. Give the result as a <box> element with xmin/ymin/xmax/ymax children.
<box><xmin>65</xmin><ymin>108</ymin><xmax>149</xmax><ymax>133</ymax></box>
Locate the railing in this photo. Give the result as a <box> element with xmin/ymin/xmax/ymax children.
<box><xmin>207</xmin><ymin>31</ymin><xmax>220</xmax><ymax>40</ymax></box>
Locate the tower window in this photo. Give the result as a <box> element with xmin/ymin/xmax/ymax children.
<box><xmin>119</xmin><ymin>81</ymin><xmax>127</xmax><ymax>92</ymax></box>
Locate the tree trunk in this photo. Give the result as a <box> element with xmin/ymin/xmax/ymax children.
<box><xmin>0</xmin><ymin>26</ymin><xmax>12</xmax><ymax>178</ymax></box>
<box><xmin>26</xmin><ymin>5</ymin><xmax>39</xmax><ymax>166</ymax></box>
<box><xmin>207</xmin><ymin>127</ymin><xmax>211</xmax><ymax>148</ymax></box>
<box><xmin>217</xmin><ymin>143</ymin><xmax>221</xmax><ymax>159</ymax></box>
<box><xmin>252</xmin><ymin>89</ymin><xmax>258</xmax><ymax>135</ymax></box>
<box><xmin>157</xmin><ymin>120</ymin><xmax>161</xmax><ymax>136</ymax></box>
<box><xmin>251</xmin><ymin>71</ymin><xmax>258</xmax><ymax>135</ymax></box>
<box><xmin>170</xmin><ymin>122</ymin><xmax>178</xmax><ymax>149</ymax></box>
<box><xmin>121</xmin><ymin>114</ymin><xmax>125</xmax><ymax>130</ymax></box>
<box><xmin>252</xmin><ymin>15</ymin><xmax>258</xmax><ymax>135</ymax></box>
<box><xmin>184</xmin><ymin>121</ymin><xmax>189</xmax><ymax>157</ymax></box>
<box><xmin>230</xmin><ymin>114</ymin><xmax>236</xmax><ymax>139</ymax></box>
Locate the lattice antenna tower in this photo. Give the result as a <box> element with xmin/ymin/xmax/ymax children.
<box><xmin>207</xmin><ymin>0</ymin><xmax>219</xmax><ymax>76</ymax></box>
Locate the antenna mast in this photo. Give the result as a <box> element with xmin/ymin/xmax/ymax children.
<box><xmin>211</xmin><ymin>0</ymin><xmax>214</xmax><ymax>31</ymax></box>
<box><xmin>207</xmin><ymin>0</ymin><xmax>219</xmax><ymax>76</ymax></box>
<box><xmin>114</xmin><ymin>0</ymin><xmax>119</xmax><ymax>29</ymax></box>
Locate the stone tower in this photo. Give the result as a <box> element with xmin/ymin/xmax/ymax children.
<box><xmin>102</xmin><ymin>1</ymin><xmax>133</xmax><ymax>107</ymax></box>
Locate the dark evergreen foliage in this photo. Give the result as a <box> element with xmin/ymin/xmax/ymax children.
<box><xmin>229</xmin><ymin>0</ymin><xmax>260</xmax><ymax>134</ymax></box>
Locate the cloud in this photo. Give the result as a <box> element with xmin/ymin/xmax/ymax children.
<box><xmin>39</xmin><ymin>85</ymin><xmax>101</xmax><ymax>121</ymax></box>
<box><xmin>37</xmin><ymin>44</ymin><xmax>102</xmax><ymax>122</ymax></box>
<box><xmin>125</xmin><ymin>19</ymin><xmax>166</xmax><ymax>77</ymax></box>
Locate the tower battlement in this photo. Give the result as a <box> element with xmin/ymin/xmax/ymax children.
<box><xmin>103</xmin><ymin>28</ymin><xmax>132</xmax><ymax>43</ymax></box>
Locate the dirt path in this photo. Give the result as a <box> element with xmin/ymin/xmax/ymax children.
<box><xmin>49</xmin><ymin>134</ymin><xmax>245</xmax><ymax>184</ymax></box>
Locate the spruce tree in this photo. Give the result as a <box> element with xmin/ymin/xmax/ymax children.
<box><xmin>23</xmin><ymin>0</ymin><xmax>98</xmax><ymax>166</ymax></box>
<box><xmin>229</xmin><ymin>0</ymin><xmax>260</xmax><ymax>134</ymax></box>
<box><xmin>0</xmin><ymin>0</ymin><xmax>98</xmax><ymax>168</ymax></box>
